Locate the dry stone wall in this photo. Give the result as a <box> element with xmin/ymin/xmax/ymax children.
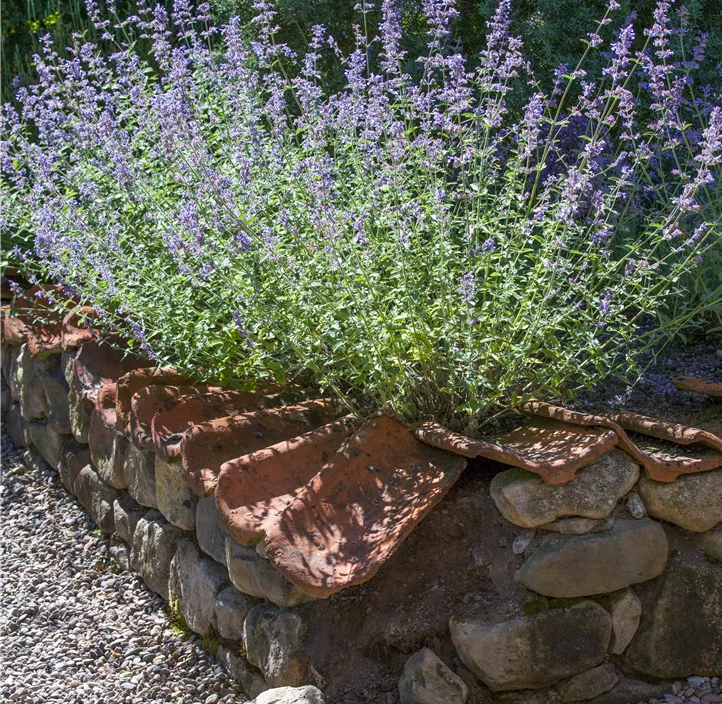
<box><xmin>2</xmin><ymin>303</ymin><xmax>722</xmax><ymax>704</ymax></box>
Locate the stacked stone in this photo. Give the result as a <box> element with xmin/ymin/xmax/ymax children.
<box><xmin>450</xmin><ymin>448</ymin><xmax>722</xmax><ymax>703</ymax></box>
<box><xmin>1</xmin><ymin>313</ymin><xmax>327</xmax><ymax>703</ymax></box>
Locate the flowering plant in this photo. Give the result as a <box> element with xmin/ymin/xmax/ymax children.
<box><xmin>2</xmin><ymin>0</ymin><xmax>721</xmax><ymax>431</ymax></box>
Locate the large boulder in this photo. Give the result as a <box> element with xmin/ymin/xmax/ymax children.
<box><xmin>555</xmin><ymin>664</ymin><xmax>618</xmax><ymax>702</ymax></box>
<box><xmin>697</xmin><ymin>524</ymin><xmax>722</xmax><ymax>562</ymax></box>
<box><xmin>586</xmin><ymin>678</ymin><xmax>669</xmax><ymax>704</ymax></box>
<box><xmin>516</xmin><ymin>519</ymin><xmax>668</xmax><ymax>597</ymax></box>
<box><xmin>244</xmin><ymin>604</ymin><xmax>309</xmax><ymax>687</ymax></box>
<box><xmin>124</xmin><ymin>443</ymin><xmax>157</xmax><ymax>508</ymax></box>
<box><xmin>168</xmin><ymin>539</ymin><xmax>229</xmax><ymax>635</ymax></box>
<box><xmin>216</xmin><ymin>645</ymin><xmax>268</xmax><ymax>699</ymax></box>
<box><xmin>399</xmin><ymin>648</ymin><xmax>469</xmax><ymax>704</ymax></box>
<box><xmin>638</xmin><ymin>470</ymin><xmax>722</xmax><ymax>532</ymax></box>
<box><xmin>130</xmin><ymin>509</ymin><xmax>187</xmax><ymax>600</ymax></box>
<box><xmin>156</xmin><ymin>455</ymin><xmax>196</xmax><ymax>530</ymax></box>
<box><xmin>74</xmin><ymin>464</ymin><xmax>120</xmax><ymax>534</ymax></box>
<box><xmin>214</xmin><ymin>585</ymin><xmax>259</xmax><ymax>640</ymax></box>
<box><xmin>28</xmin><ymin>420</ymin><xmax>68</xmax><ymax>470</ymax></box>
<box><xmin>6</xmin><ymin>403</ymin><xmax>30</xmax><ymax>448</ymax></box>
<box><xmin>89</xmin><ymin>408</ymin><xmax>128</xmax><ymax>488</ymax></box>
<box><xmin>4</xmin><ymin>344</ymin><xmax>21</xmax><ymax>400</ymax></box>
<box><xmin>68</xmin><ymin>382</ymin><xmax>92</xmax><ymax>444</ymax></box>
<box><xmin>113</xmin><ymin>493</ymin><xmax>146</xmax><ymax>545</ymax></box>
<box><xmin>58</xmin><ymin>442</ymin><xmax>90</xmax><ymax>494</ymax></box>
<box><xmin>490</xmin><ymin>451</ymin><xmax>639</xmax><ymax>528</ymax></box>
<box><xmin>40</xmin><ymin>367</ymin><xmax>71</xmax><ymax>435</ymax></box>
<box><xmin>624</xmin><ymin>556</ymin><xmax>722</xmax><ymax>677</ymax></box>
<box><xmin>17</xmin><ymin>344</ymin><xmax>58</xmax><ymax>420</ymax></box>
<box><xmin>226</xmin><ymin>538</ymin><xmax>314</xmax><ymax>608</ymax></box>
<box><xmin>197</xmin><ymin>495</ymin><xmax>231</xmax><ymax>565</ymax></box>
<box><xmin>449</xmin><ymin>601</ymin><xmax>612</xmax><ymax>691</ymax></box>
<box><xmin>605</xmin><ymin>588</ymin><xmax>642</xmax><ymax>655</ymax></box>
<box><xmin>248</xmin><ymin>687</ymin><xmax>325</xmax><ymax>704</ymax></box>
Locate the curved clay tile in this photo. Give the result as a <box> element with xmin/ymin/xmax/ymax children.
<box><xmin>129</xmin><ymin>384</ymin><xmax>217</xmax><ymax>451</ymax></box>
<box><xmin>264</xmin><ymin>415</ymin><xmax>467</xmax><ymax>598</ymax></box>
<box><xmin>522</xmin><ymin>401</ymin><xmax>722</xmax><ymax>483</ymax></box>
<box><xmin>115</xmin><ymin>367</ymin><xmax>195</xmax><ymax>435</ymax></box>
<box><xmin>3</xmin><ymin>285</ymin><xmax>69</xmax><ymax>356</ymax></box>
<box><xmin>180</xmin><ymin>399</ymin><xmax>345</xmax><ymax>498</ymax></box>
<box><xmin>150</xmin><ymin>389</ymin><xmax>276</xmax><ymax>461</ymax></box>
<box><xmin>411</xmin><ymin>416</ymin><xmax>617</xmax><ymax>484</ymax></box>
<box><xmin>673</xmin><ymin>376</ymin><xmax>722</xmax><ymax>400</ymax></box>
<box><xmin>216</xmin><ymin>415</ymin><xmax>362</xmax><ymax>545</ymax></box>
<box><xmin>61</xmin><ymin>307</ymin><xmax>99</xmax><ymax>351</ymax></box>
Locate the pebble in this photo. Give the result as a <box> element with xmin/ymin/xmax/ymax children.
<box><xmin>0</xmin><ymin>431</ymin><xmax>245</xmax><ymax>704</ymax></box>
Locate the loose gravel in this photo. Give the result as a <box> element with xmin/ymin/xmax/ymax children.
<box><xmin>0</xmin><ymin>426</ymin><xmax>246</xmax><ymax>704</ymax></box>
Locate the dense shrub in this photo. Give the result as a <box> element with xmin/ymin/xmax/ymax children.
<box><xmin>2</xmin><ymin>0</ymin><xmax>721</xmax><ymax>431</ymax></box>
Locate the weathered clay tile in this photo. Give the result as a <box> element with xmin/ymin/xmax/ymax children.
<box><xmin>2</xmin><ymin>285</ymin><xmax>69</xmax><ymax>356</ymax></box>
<box><xmin>180</xmin><ymin>399</ymin><xmax>344</xmax><ymax>498</ymax></box>
<box><xmin>216</xmin><ymin>416</ymin><xmax>362</xmax><ymax>545</ymax></box>
<box><xmin>412</xmin><ymin>416</ymin><xmax>618</xmax><ymax>484</ymax></box>
<box><xmin>61</xmin><ymin>306</ymin><xmax>99</xmax><ymax>351</ymax></box>
<box><xmin>129</xmin><ymin>384</ymin><xmax>215</xmax><ymax>451</ymax></box>
<box><xmin>672</xmin><ymin>376</ymin><xmax>722</xmax><ymax>400</ymax></box>
<box><xmin>72</xmin><ymin>339</ymin><xmax>151</xmax><ymax>407</ymax></box>
<box><xmin>523</xmin><ymin>401</ymin><xmax>722</xmax><ymax>483</ymax></box>
<box><xmin>115</xmin><ymin>367</ymin><xmax>194</xmax><ymax>436</ymax></box>
<box><xmin>149</xmin><ymin>387</ymin><xmax>297</xmax><ymax>461</ymax></box>
<box><xmin>264</xmin><ymin>415</ymin><xmax>467</xmax><ymax>598</ymax></box>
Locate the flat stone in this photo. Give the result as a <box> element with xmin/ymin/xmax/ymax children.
<box><xmin>449</xmin><ymin>601</ymin><xmax>612</xmax><ymax>691</ymax></box>
<box><xmin>124</xmin><ymin>443</ymin><xmax>157</xmax><ymax>508</ymax></box>
<box><xmin>181</xmin><ymin>399</ymin><xmax>344</xmax><ymax>497</ymax></box>
<box><xmin>226</xmin><ymin>537</ymin><xmax>314</xmax><ymax>607</ymax></box>
<box><xmin>130</xmin><ymin>509</ymin><xmax>188</xmax><ymax>600</ymax></box>
<box><xmin>413</xmin><ymin>417</ymin><xmax>618</xmax><ymax>484</ymax></box>
<box><xmin>638</xmin><ymin>469</ymin><xmax>722</xmax><ymax>532</ymax></box>
<box><xmin>155</xmin><ymin>455</ymin><xmax>196</xmax><ymax>530</ymax></box>
<box><xmin>586</xmin><ymin>678</ymin><xmax>670</xmax><ymax>704</ymax></box>
<box><xmin>23</xmin><ymin>446</ymin><xmax>51</xmax><ymax>473</ymax></box>
<box><xmin>624</xmin><ymin>556</ymin><xmax>722</xmax><ymax>677</ymax></box>
<box><xmin>41</xmin><ymin>367</ymin><xmax>71</xmax><ymax>434</ymax></box>
<box><xmin>17</xmin><ymin>344</ymin><xmax>57</xmax><ymax>420</ymax></box>
<box><xmin>89</xmin><ymin>408</ymin><xmax>128</xmax><ymax>488</ymax></box>
<box><xmin>115</xmin><ymin>367</ymin><xmax>192</xmax><ymax>435</ymax></box>
<box><xmin>516</xmin><ymin>519</ymin><xmax>667</xmax><ymax>597</ymax></box>
<box><xmin>130</xmin><ymin>384</ymin><xmax>208</xmax><ymax>451</ymax></box>
<box><xmin>28</xmin><ymin>420</ymin><xmax>67</xmax><ymax>470</ymax></box>
<box><xmin>556</xmin><ymin>664</ymin><xmax>618</xmax><ymax>702</ymax></box>
<box><xmin>216</xmin><ymin>416</ymin><xmax>361</xmax><ymax>545</ymax></box>
<box><xmin>490</xmin><ymin>450</ymin><xmax>640</xmax><ymax>528</ymax></box>
<box><xmin>7</xmin><ymin>403</ymin><xmax>30</xmax><ymax>447</ymax></box>
<box><xmin>113</xmin><ymin>493</ymin><xmax>146</xmax><ymax>545</ymax></box>
<box><xmin>539</xmin><ymin>517</ymin><xmax>614</xmax><ymax>535</ymax></box>
<box><xmin>61</xmin><ymin>350</ymin><xmax>76</xmax><ymax>386</ymax></box>
<box><xmin>197</xmin><ymin>495</ymin><xmax>232</xmax><ymax>565</ymax></box>
<box><xmin>58</xmin><ymin>442</ymin><xmax>90</xmax><ymax>494</ymax></box>
<box><xmin>168</xmin><ymin>539</ymin><xmax>229</xmax><ymax>635</ymax></box>
<box><xmin>216</xmin><ymin>646</ymin><xmax>268</xmax><ymax>699</ymax></box>
<box><xmin>266</xmin><ymin>416</ymin><xmax>467</xmax><ymax>598</ymax></box>
<box><xmin>74</xmin><ymin>464</ymin><xmax>120</xmax><ymax>534</ymax></box>
<box><xmin>248</xmin><ymin>687</ymin><xmax>325</xmax><ymax>704</ymax></box>
<box><xmin>150</xmin><ymin>390</ymin><xmax>271</xmax><ymax>460</ymax></box>
<box><xmin>399</xmin><ymin>648</ymin><xmax>469</xmax><ymax>704</ymax></box>
<box><xmin>605</xmin><ymin>587</ymin><xmax>642</xmax><ymax>655</ymax></box>
<box><xmin>697</xmin><ymin>524</ymin><xmax>722</xmax><ymax>562</ymax></box>
<box><xmin>243</xmin><ymin>604</ymin><xmax>308</xmax><ymax>687</ymax></box>
<box><xmin>68</xmin><ymin>382</ymin><xmax>92</xmax><ymax>444</ymax></box>
<box><xmin>213</xmin><ymin>585</ymin><xmax>259</xmax><ymax>640</ymax></box>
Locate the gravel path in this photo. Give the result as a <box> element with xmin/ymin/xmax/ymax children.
<box><xmin>0</xmin><ymin>427</ymin><xmax>246</xmax><ymax>704</ymax></box>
